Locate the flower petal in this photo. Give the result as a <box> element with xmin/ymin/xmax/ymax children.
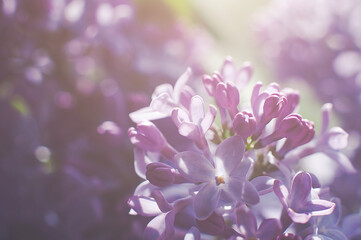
<box><xmin>287</xmin><ymin>208</ymin><xmax>312</xmax><ymax>224</ymax></box>
<box><xmin>134</xmin><ymin>148</ymin><xmax>153</xmax><ymax>179</ymax></box>
<box><xmin>127</xmin><ymin>196</ymin><xmax>162</xmax><ymax>217</ymax></box>
<box><xmin>215</xmin><ymin>136</ymin><xmax>245</xmax><ymax>176</ymax></box>
<box><xmin>289</xmin><ymin>171</ymin><xmax>312</xmax><ymax>209</ymax></box>
<box><xmin>235</xmin><ymin>205</ymin><xmax>257</xmax><ymax>237</ymax></box>
<box><xmin>173</xmin><ymin>67</ymin><xmax>192</xmax><ymax>104</ymax></box>
<box><xmin>178</xmin><ymin>122</ymin><xmax>202</xmax><ymax>141</ymax></box>
<box><xmin>175</xmin><ymin>151</ymin><xmax>215</xmax><ymax>183</ymax></box>
<box><xmin>189</xmin><ymin>95</ymin><xmax>205</xmax><ymax>125</ymax></box>
<box><xmin>302</xmin><ymin>199</ymin><xmax>335</xmax><ymax>217</ymax></box>
<box><xmin>273</xmin><ymin>180</ymin><xmax>289</xmax><ymax>209</ymax></box>
<box><xmin>250</xmin><ymin>176</ymin><xmax>275</xmax><ymax>195</ymax></box>
<box><xmin>194</xmin><ymin>183</ymin><xmax>221</xmax><ymax>220</ymax></box>
<box><xmin>200</xmin><ymin>104</ymin><xmax>217</xmax><ymax>134</ymax></box>
<box><xmin>144</xmin><ymin>211</ymin><xmax>175</xmax><ymax>240</ymax></box>
<box><xmin>129</xmin><ymin>106</ymin><xmax>168</xmax><ymax>123</ymax></box>
<box><xmin>256</xmin><ymin>219</ymin><xmax>282</xmax><ymax>240</ymax></box>
<box><xmin>226</xmin><ymin>179</ymin><xmax>260</xmax><ymax>205</ymax></box>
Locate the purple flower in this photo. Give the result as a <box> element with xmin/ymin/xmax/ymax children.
<box><xmin>273</xmin><ymin>171</ymin><xmax>335</xmax><ymax>224</ymax></box>
<box><xmin>234</xmin><ymin>205</ymin><xmax>282</xmax><ymax>240</ymax></box>
<box><xmin>175</xmin><ymin>136</ymin><xmax>259</xmax><ymax>220</ymax></box>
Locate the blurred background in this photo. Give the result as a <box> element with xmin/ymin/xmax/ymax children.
<box><xmin>1</xmin><ymin>0</ymin><xmax>361</xmax><ymax>239</ymax></box>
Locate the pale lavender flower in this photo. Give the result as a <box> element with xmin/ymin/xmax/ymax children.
<box><xmin>273</xmin><ymin>171</ymin><xmax>335</xmax><ymax>224</ymax></box>
<box><xmin>175</xmin><ymin>136</ymin><xmax>259</xmax><ymax>220</ymax></box>
<box><xmin>127</xmin><ymin>58</ymin><xmax>351</xmax><ymax>239</ymax></box>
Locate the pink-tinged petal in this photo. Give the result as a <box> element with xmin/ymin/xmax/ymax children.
<box><xmin>289</xmin><ymin>172</ymin><xmax>312</xmax><ymax>209</ymax></box>
<box><xmin>226</xmin><ymin>179</ymin><xmax>260</xmax><ymax>205</ymax></box>
<box><xmin>235</xmin><ymin>62</ymin><xmax>253</xmax><ymax>90</ymax></box>
<box><xmin>194</xmin><ymin>183</ymin><xmax>221</xmax><ymax>220</ymax></box>
<box><xmin>150</xmin><ymin>92</ymin><xmax>176</xmax><ymax>115</ymax></box>
<box><xmin>215</xmin><ymin>136</ymin><xmax>245</xmax><ymax>176</ymax></box>
<box><xmin>171</xmin><ymin>108</ymin><xmax>190</xmax><ymax>127</ymax></box>
<box><xmin>151</xmin><ymin>190</ymin><xmax>173</xmax><ymax>213</ymax></box>
<box><xmin>190</xmin><ymin>95</ymin><xmax>205</xmax><ymax>125</ymax></box>
<box><xmin>256</xmin><ymin>219</ymin><xmax>282</xmax><ymax>240</ymax></box>
<box><xmin>221</xmin><ymin>57</ymin><xmax>236</xmax><ymax>82</ymax></box>
<box><xmin>325</xmin><ymin>127</ymin><xmax>348</xmax><ymax>150</ymax></box>
<box><xmin>129</xmin><ymin>121</ymin><xmax>167</xmax><ymax>152</ymax></box>
<box><xmin>128</xmin><ymin>196</ymin><xmax>162</xmax><ymax>217</ymax></box>
<box><xmin>179</xmin><ymin>85</ymin><xmax>195</xmax><ymax>109</ymax></box>
<box><xmin>273</xmin><ymin>180</ymin><xmax>289</xmax><ymax>208</ymax></box>
<box><xmin>302</xmin><ymin>199</ymin><xmax>336</xmax><ymax>216</ymax></box>
<box><xmin>250</xmin><ymin>176</ymin><xmax>275</xmax><ymax>195</ymax></box>
<box><xmin>134</xmin><ymin>148</ymin><xmax>153</xmax><ymax>179</ymax></box>
<box><xmin>134</xmin><ymin>180</ymin><xmax>158</xmax><ymax>196</ymax></box>
<box><xmin>202</xmin><ymin>73</ymin><xmax>221</xmax><ymax>97</ymax></box>
<box><xmin>323</xmin><ymin>150</ymin><xmax>356</xmax><ymax>173</ymax></box>
<box><xmin>152</xmin><ymin>83</ymin><xmax>173</xmax><ymax>99</ymax></box>
<box><xmin>184</xmin><ymin>227</ymin><xmax>201</xmax><ymax>240</ymax></box>
<box><xmin>215</xmin><ymin>82</ymin><xmax>239</xmax><ymax>110</ymax></box>
<box><xmin>174</xmin><ymin>67</ymin><xmax>192</xmax><ymax>103</ymax></box>
<box><xmin>200</xmin><ymin>104</ymin><xmax>217</xmax><ymax>134</ymax></box>
<box><xmin>129</xmin><ymin>107</ymin><xmax>169</xmax><ymax>123</ymax></box>
<box><xmin>178</xmin><ymin>122</ymin><xmax>202</xmax><ymax>140</ymax></box>
<box><xmin>235</xmin><ymin>205</ymin><xmax>257</xmax><ymax>236</ymax></box>
<box><xmin>144</xmin><ymin>211</ymin><xmax>175</xmax><ymax>240</ymax></box>
<box><xmin>233</xmin><ymin>111</ymin><xmax>257</xmax><ymax>141</ymax></box>
<box><xmin>287</xmin><ymin>208</ymin><xmax>312</xmax><ymax>224</ymax></box>
<box><xmin>175</xmin><ymin>151</ymin><xmax>215</xmax><ymax>183</ymax></box>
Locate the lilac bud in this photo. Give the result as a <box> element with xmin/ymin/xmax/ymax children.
<box><xmin>277</xmin><ymin>90</ymin><xmax>300</xmax><ymax>122</ymax></box>
<box><xmin>263</xmin><ymin>93</ymin><xmax>287</xmax><ymax>120</ymax></box>
<box><xmin>233</xmin><ymin>111</ymin><xmax>256</xmax><ymax>141</ymax></box>
<box><xmin>128</xmin><ymin>121</ymin><xmax>167</xmax><ymax>152</ymax></box>
<box><xmin>255</xmin><ymin>114</ymin><xmax>303</xmax><ymax>148</ymax></box>
<box><xmin>146</xmin><ymin>162</ymin><xmax>176</xmax><ymax>187</ymax></box>
<box><xmin>202</xmin><ymin>73</ymin><xmax>223</xmax><ymax>97</ymax></box>
<box><xmin>215</xmin><ymin>81</ymin><xmax>239</xmax><ymax>114</ymax></box>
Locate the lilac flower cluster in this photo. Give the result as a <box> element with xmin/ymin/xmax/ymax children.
<box><xmin>254</xmin><ymin>0</ymin><xmax>361</xmax><ymax>168</ymax></box>
<box><xmin>128</xmin><ymin>58</ymin><xmax>356</xmax><ymax>239</ymax></box>
<box><xmin>0</xmin><ymin>0</ymin><xmax>209</xmax><ymax>239</ymax></box>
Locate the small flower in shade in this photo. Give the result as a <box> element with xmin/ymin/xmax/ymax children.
<box><xmin>128</xmin><ymin>121</ymin><xmax>167</xmax><ymax>152</ymax></box>
<box><xmin>129</xmin><ymin>68</ymin><xmax>193</xmax><ymax>122</ymax></box>
<box><xmin>273</xmin><ymin>171</ymin><xmax>335</xmax><ymax>224</ymax></box>
<box><xmin>233</xmin><ymin>111</ymin><xmax>257</xmax><ymax>141</ymax></box>
<box><xmin>175</xmin><ymin>136</ymin><xmax>259</xmax><ymax>220</ymax></box>
<box><xmin>220</xmin><ymin>57</ymin><xmax>253</xmax><ymax>92</ymax></box>
<box><xmin>172</xmin><ymin>95</ymin><xmax>217</xmax><ymax>143</ymax></box>
<box><xmin>234</xmin><ymin>205</ymin><xmax>282</xmax><ymax>240</ymax></box>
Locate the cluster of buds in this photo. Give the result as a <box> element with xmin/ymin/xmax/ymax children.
<box><xmin>128</xmin><ymin>57</ymin><xmax>355</xmax><ymax>239</ymax></box>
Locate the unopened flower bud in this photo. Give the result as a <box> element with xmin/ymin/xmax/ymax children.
<box><xmin>233</xmin><ymin>111</ymin><xmax>256</xmax><ymax>141</ymax></box>
<box><xmin>263</xmin><ymin>93</ymin><xmax>287</xmax><ymax>120</ymax></box>
<box><xmin>146</xmin><ymin>162</ymin><xmax>176</xmax><ymax>187</ymax></box>
<box><xmin>128</xmin><ymin>121</ymin><xmax>167</xmax><ymax>152</ymax></box>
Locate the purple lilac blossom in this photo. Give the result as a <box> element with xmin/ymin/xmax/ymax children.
<box><xmin>0</xmin><ymin>0</ymin><xmax>209</xmax><ymax>239</ymax></box>
<box><xmin>128</xmin><ymin>58</ymin><xmax>352</xmax><ymax>239</ymax></box>
<box><xmin>255</xmin><ymin>0</ymin><xmax>361</xmax><ymax>167</ymax></box>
